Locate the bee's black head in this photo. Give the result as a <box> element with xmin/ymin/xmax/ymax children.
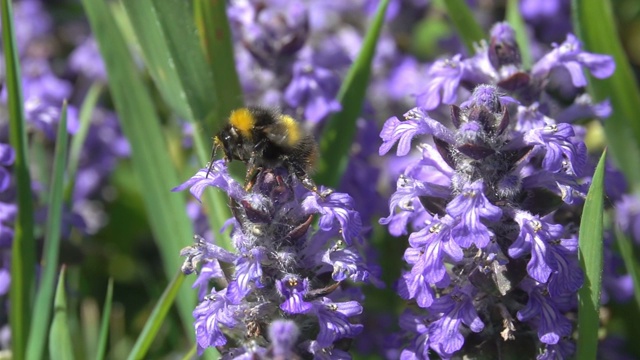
<box><xmin>215</xmin><ymin>124</ymin><xmax>242</xmax><ymax>161</ymax></box>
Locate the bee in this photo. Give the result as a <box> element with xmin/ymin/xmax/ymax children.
<box><xmin>207</xmin><ymin>107</ymin><xmax>329</xmax><ymax>196</ymax></box>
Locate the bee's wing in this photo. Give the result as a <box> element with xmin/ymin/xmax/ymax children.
<box><xmin>261</xmin><ymin>121</ymin><xmax>295</xmax><ymax>146</ymax></box>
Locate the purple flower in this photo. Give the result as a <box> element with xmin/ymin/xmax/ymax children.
<box><xmin>69</xmin><ymin>37</ymin><xmax>108</xmax><ymax>82</ymax></box>
<box><xmin>302</xmin><ymin>191</ymin><xmax>361</xmax><ymax>244</ymax></box>
<box><xmin>382</xmin><ymin>84</ymin><xmax>592</xmax><ymax>358</ymax></box>
<box><xmin>415</xmin><ymin>55</ymin><xmax>465</xmax><ymax>110</ymax></box>
<box><xmin>447</xmin><ymin>180</ymin><xmax>502</xmax><ymax>249</ymax></box>
<box><xmin>193</xmin><ymin>288</ymin><xmax>238</xmax><ymax>352</ymax></box>
<box><xmin>387</xmin><ymin>56</ymin><xmax>425</xmax><ymax>101</ymax></box>
<box><xmin>305</xmin><ymin>340</ymin><xmax>352</xmax><ymax>360</ymax></box>
<box><xmin>14</xmin><ymin>0</ymin><xmax>52</xmax><ymax>54</ymax></box>
<box><xmin>268</xmin><ymin>320</ymin><xmax>300</xmax><ymax>358</ymax></box>
<box><xmin>397</xmin><ymin>310</ymin><xmax>431</xmax><ymax>360</ymax></box>
<box><xmin>413</xmin><ymin>22</ymin><xmax>615</xmax><ymax>118</ymax></box>
<box><xmin>192</xmin><ymin>259</ymin><xmax>224</xmax><ymax>300</ymax></box>
<box><xmin>229</xmin><ymin>0</ymin><xmax>309</xmax><ymax>67</ymax></box>
<box><xmin>509</xmin><ymin>212</ymin><xmax>583</xmax><ymax>288</ymax></box>
<box><xmin>71</xmin><ymin>109</ymin><xmax>130</xmax><ymax>213</ymax></box>
<box><xmin>488</xmin><ymin>22</ymin><xmax>521</xmax><ymax>70</ymax></box>
<box><xmin>555</xmin><ymin>95</ymin><xmax>611</xmax><ymax>124</ymax></box>
<box><xmin>284</xmin><ymin>58</ymin><xmax>341</xmax><ymax>124</ymax></box>
<box><xmin>171</xmin><ymin>160</ymin><xmax>245</xmax><ymax>201</ymax></box>
<box><xmin>314</xmin><ymin>298</ymin><xmax>363</xmax><ymax>347</ymax></box>
<box><xmin>276</xmin><ymin>275</ymin><xmax>313</xmax><ymax>314</ymax></box>
<box><xmin>517</xmin><ymin>282</ymin><xmax>572</xmax><ymax>345</ymax></box>
<box><xmin>0</xmin><ymin>268</ymin><xmax>9</xmax><ymax>296</ymax></box>
<box><xmin>0</xmin><ymin>58</ymin><xmax>80</xmax><ymax>137</ymax></box>
<box><xmin>615</xmin><ymin>195</ymin><xmax>640</xmax><ymax>244</ymax></box>
<box><xmin>228</xmin><ymin>247</ymin><xmax>266</xmax><ymax>302</ymax></box>
<box><xmin>428</xmin><ymin>286</ymin><xmax>484</xmax><ymax>357</ymax></box>
<box><xmin>323</xmin><ymin>245</ymin><xmax>371</xmax><ymax>283</ymax></box>
<box><xmin>338</xmin><ymin>118</ymin><xmax>386</xmax><ymax>225</ymax></box>
<box><xmin>521</xmin><ymin>0</ymin><xmax>563</xmax><ymax>19</ymax></box>
<box><xmin>379</xmin><ymin>108</ymin><xmax>454</xmax><ymax>156</ymax></box>
<box><xmin>0</xmin><ymin>143</ymin><xmax>16</xmax><ymax>299</ymax></box>
<box><xmin>520</xmin><ymin>123</ymin><xmax>587</xmax><ymax>176</ymax></box>
<box><xmin>176</xmin><ymin>164</ymin><xmax>370</xmax><ymax>358</ymax></box>
<box><xmin>531</xmin><ymin>34</ymin><xmax>615</xmax><ymax>87</ymax></box>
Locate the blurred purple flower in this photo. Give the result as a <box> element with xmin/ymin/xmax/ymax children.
<box><xmin>69</xmin><ymin>37</ymin><xmax>108</xmax><ymax>82</ymax></box>
<box><xmin>0</xmin><ymin>143</ymin><xmax>15</xmax><ymax>299</ymax></box>
<box><xmin>269</xmin><ymin>320</ymin><xmax>300</xmax><ymax>359</ymax></box>
<box><xmin>284</xmin><ymin>58</ymin><xmax>341</xmax><ymax>124</ymax></box>
<box><xmin>1</xmin><ymin>58</ymin><xmax>79</xmax><ymax>137</ymax></box>
<box><xmin>387</xmin><ymin>56</ymin><xmax>426</xmax><ymax>101</ymax></box>
<box><xmin>72</xmin><ymin>109</ymin><xmax>130</xmax><ymax>203</ymax></box>
<box><xmin>14</xmin><ymin>0</ymin><xmax>52</xmax><ymax>54</ymax></box>
<box><xmin>229</xmin><ymin>0</ymin><xmax>309</xmax><ymax>67</ymax></box>
<box><xmin>615</xmin><ymin>194</ymin><xmax>640</xmax><ymax>245</ymax></box>
<box><xmin>520</xmin><ymin>0</ymin><xmax>572</xmax><ymax>43</ymax></box>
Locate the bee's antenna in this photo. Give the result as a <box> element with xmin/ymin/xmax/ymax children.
<box><xmin>205</xmin><ymin>139</ymin><xmax>219</xmax><ymax>179</ymax></box>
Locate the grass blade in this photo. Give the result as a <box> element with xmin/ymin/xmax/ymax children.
<box><xmin>82</xmin><ymin>0</ymin><xmax>197</xmax><ymax>336</ymax></box>
<box><xmin>577</xmin><ymin>149</ymin><xmax>607</xmax><ymax>360</ymax></box>
<box><xmin>26</xmin><ymin>103</ymin><xmax>69</xmax><ymax>360</ymax></box>
<box><xmin>181</xmin><ymin>344</ymin><xmax>197</xmax><ymax>360</ymax></box>
<box><xmin>121</xmin><ymin>0</ymin><xmax>234</xmax><ymax>252</ymax></box>
<box><xmin>573</xmin><ymin>0</ymin><xmax>640</xmax><ymax>189</ymax></box>
<box><xmin>194</xmin><ymin>0</ymin><xmax>244</xmax><ymax>119</ymax></box>
<box><xmin>126</xmin><ymin>270</ymin><xmax>186</xmax><ymax>360</ymax></box>
<box><xmin>121</xmin><ymin>0</ymin><xmax>217</xmax><ymax>125</ymax></box>
<box><xmin>1</xmin><ymin>0</ymin><xmax>36</xmax><ymax>357</ymax></box>
<box><xmin>49</xmin><ymin>267</ymin><xmax>75</xmax><ymax>360</ymax></box>
<box><xmin>316</xmin><ymin>0</ymin><xmax>390</xmax><ymax>188</ymax></box>
<box><xmin>505</xmin><ymin>0</ymin><xmax>532</xmax><ymax>68</ymax></box>
<box><xmin>64</xmin><ymin>83</ymin><xmax>103</xmax><ymax>203</ymax></box>
<box><xmin>440</xmin><ymin>0</ymin><xmax>485</xmax><ymax>54</ymax></box>
<box><xmin>96</xmin><ymin>278</ymin><xmax>114</xmax><ymax>360</ymax></box>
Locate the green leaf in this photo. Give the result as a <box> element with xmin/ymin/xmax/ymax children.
<box><xmin>505</xmin><ymin>0</ymin><xmax>532</xmax><ymax>69</ymax></box>
<box><xmin>127</xmin><ymin>270</ymin><xmax>193</xmax><ymax>360</ymax></box>
<box><xmin>82</xmin><ymin>0</ymin><xmax>197</xmax><ymax>336</ymax></box>
<box><xmin>182</xmin><ymin>344</ymin><xmax>197</xmax><ymax>360</ymax></box>
<box><xmin>49</xmin><ymin>267</ymin><xmax>74</xmax><ymax>360</ymax></box>
<box><xmin>440</xmin><ymin>0</ymin><xmax>485</xmax><ymax>54</ymax></box>
<box><xmin>577</xmin><ymin>149</ymin><xmax>606</xmax><ymax>360</ymax></box>
<box><xmin>120</xmin><ymin>0</ymin><xmax>234</xmax><ymax>252</ymax></box>
<box><xmin>121</xmin><ymin>0</ymin><xmax>217</xmax><ymax>125</ymax></box>
<box><xmin>573</xmin><ymin>0</ymin><xmax>640</xmax><ymax>189</ymax></box>
<box><xmin>194</xmin><ymin>0</ymin><xmax>244</xmax><ymax>120</ymax></box>
<box><xmin>1</xmin><ymin>0</ymin><xmax>36</xmax><ymax>357</ymax></box>
<box><xmin>316</xmin><ymin>0</ymin><xmax>390</xmax><ymax>188</ymax></box>
<box><xmin>65</xmin><ymin>83</ymin><xmax>103</xmax><ymax>203</ymax></box>
<box><xmin>96</xmin><ymin>278</ymin><xmax>114</xmax><ymax>360</ymax></box>
<box><xmin>26</xmin><ymin>103</ymin><xmax>69</xmax><ymax>360</ymax></box>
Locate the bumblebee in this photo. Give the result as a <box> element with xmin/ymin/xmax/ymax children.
<box><xmin>207</xmin><ymin>107</ymin><xmax>327</xmax><ymax>195</ymax></box>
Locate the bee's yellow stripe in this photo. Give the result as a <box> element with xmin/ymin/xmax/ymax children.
<box><xmin>229</xmin><ymin>108</ymin><xmax>254</xmax><ymax>139</ymax></box>
<box><xmin>280</xmin><ymin>115</ymin><xmax>300</xmax><ymax>146</ymax></box>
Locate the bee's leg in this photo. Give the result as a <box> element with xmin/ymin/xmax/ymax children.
<box><xmin>287</xmin><ymin>161</ymin><xmax>333</xmax><ymax>199</ymax></box>
<box><xmin>205</xmin><ymin>138</ymin><xmax>220</xmax><ymax>179</ymax></box>
<box><xmin>244</xmin><ymin>152</ymin><xmax>260</xmax><ymax>191</ymax></box>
